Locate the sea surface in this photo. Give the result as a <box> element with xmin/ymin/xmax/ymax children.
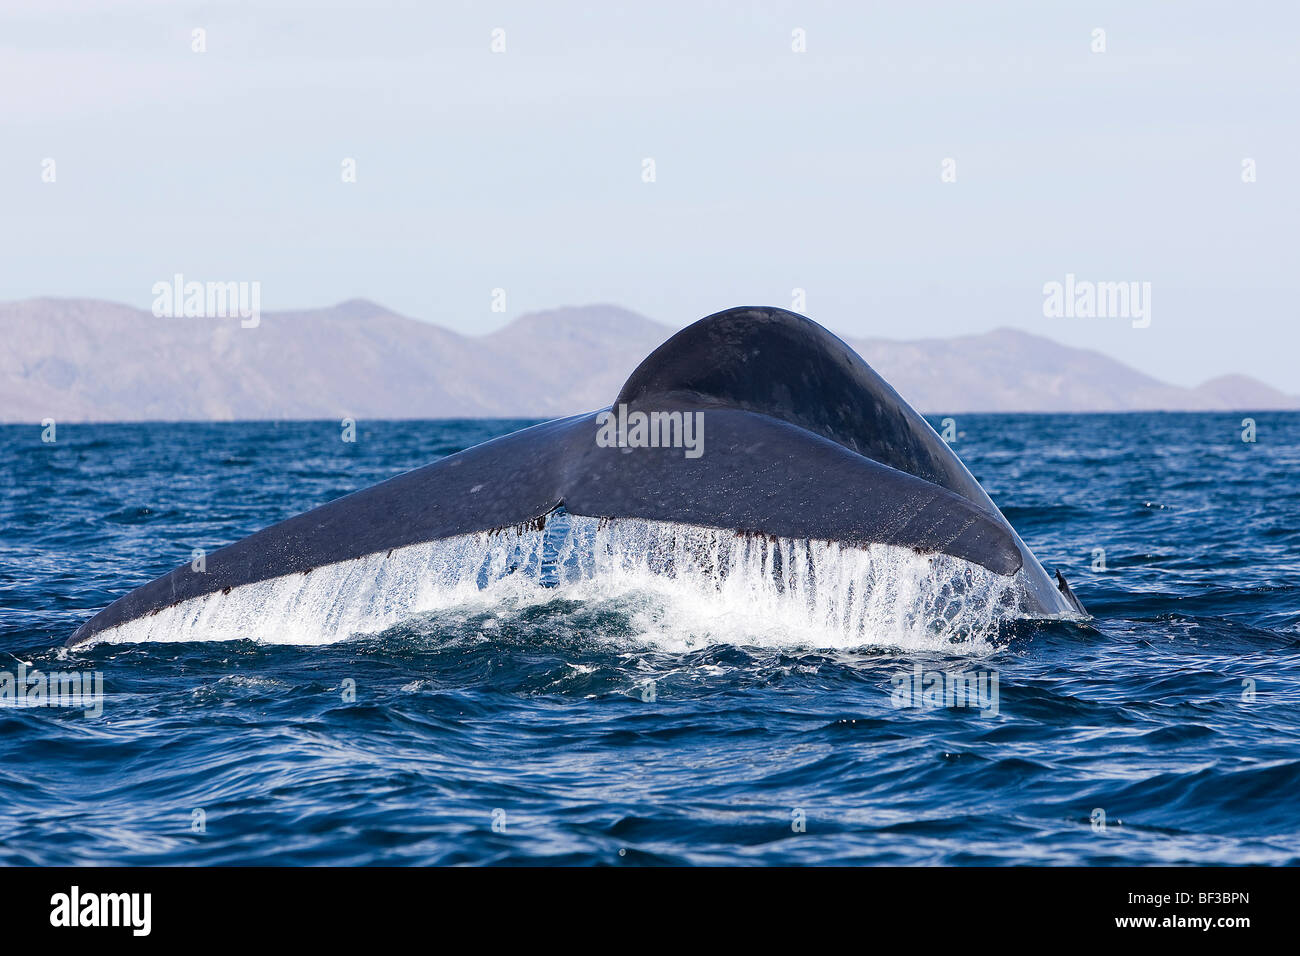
<box><xmin>2</xmin><ymin>413</ymin><xmax>1299</xmax><ymax>865</ymax></box>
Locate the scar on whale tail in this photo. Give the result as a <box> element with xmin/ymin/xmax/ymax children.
<box><xmin>68</xmin><ymin>306</ymin><xmax>1084</xmax><ymax>646</ymax></box>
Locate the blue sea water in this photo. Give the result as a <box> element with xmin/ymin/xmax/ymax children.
<box><xmin>2</xmin><ymin>413</ymin><xmax>1299</xmax><ymax>866</ymax></box>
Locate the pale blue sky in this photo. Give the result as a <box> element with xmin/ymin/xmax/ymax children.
<box><xmin>3</xmin><ymin>1</ymin><xmax>1297</xmax><ymax>390</ymax></box>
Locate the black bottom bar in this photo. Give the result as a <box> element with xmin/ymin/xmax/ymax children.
<box><xmin>7</xmin><ymin>865</ymin><xmax>1281</xmax><ymax>941</ymax></box>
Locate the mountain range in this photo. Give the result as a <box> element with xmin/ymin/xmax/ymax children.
<box><xmin>2</xmin><ymin>297</ymin><xmax>1295</xmax><ymax>422</ymax></box>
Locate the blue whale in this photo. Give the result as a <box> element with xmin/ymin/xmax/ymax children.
<box><xmin>68</xmin><ymin>306</ymin><xmax>1083</xmax><ymax>646</ymax></box>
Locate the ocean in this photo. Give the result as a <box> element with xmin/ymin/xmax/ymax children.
<box><xmin>2</xmin><ymin>413</ymin><xmax>1298</xmax><ymax>865</ymax></box>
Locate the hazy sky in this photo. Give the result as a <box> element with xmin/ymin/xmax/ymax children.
<box><xmin>3</xmin><ymin>1</ymin><xmax>1297</xmax><ymax>390</ymax></box>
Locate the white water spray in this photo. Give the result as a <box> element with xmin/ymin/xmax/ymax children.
<box><xmin>80</xmin><ymin>515</ymin><xmax>1033</xmax><ymax>652</ymax></box>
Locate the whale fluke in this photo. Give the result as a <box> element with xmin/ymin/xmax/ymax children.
<box><xmin>68</xmin><ymin>306</ymin><xmax>1080</xmax><ymax>646</ymax></box>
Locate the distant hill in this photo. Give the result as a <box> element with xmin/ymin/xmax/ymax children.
<box><xmin>843</xmin><ymin>328</ymin><xmax>1299</xmax><ymax>413</ymax></box>
<box><xmin>1</xmin><ymin>298</ymin><xmax>1295</xmax><ymax>422</ymax></box>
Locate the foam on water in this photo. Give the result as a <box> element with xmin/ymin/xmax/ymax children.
<box><xmin>79</xmin><ymin>513</ymin><xmax>1033</xmax><ymax>653</ymax></box>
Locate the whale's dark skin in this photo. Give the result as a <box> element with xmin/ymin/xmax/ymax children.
<box><xmin>68</xmin><ymin>306</ymin><xmax>1082</xmax><ymax>646</ymax></box>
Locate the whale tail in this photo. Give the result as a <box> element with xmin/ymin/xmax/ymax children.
<box><xmin>69</xmin><ymin>306</ymin><xmax>1080</xmax><ymax>646</ymax></box>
